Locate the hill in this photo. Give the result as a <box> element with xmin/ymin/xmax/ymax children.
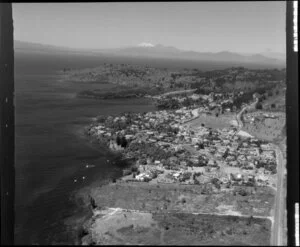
<box><xmin>14</xmin><ymin>40</ymin><xmax>285</xmax><ymax>70</ymax></box>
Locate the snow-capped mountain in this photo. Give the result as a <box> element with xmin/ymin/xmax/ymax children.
<box><xmin>14</xmin><ymin>40</ymin><xmax>285</xmax><ymax>67</ymax></box>
<box><xmin>138</xmin><ymin>42</ymin><xmax>155</xmax><ymax>48</ymax></box>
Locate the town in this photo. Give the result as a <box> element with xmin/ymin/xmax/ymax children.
<box><xmin>79</xmin><ymin>66</ymin><xmax>286</xmax><ymax>246</ymax></box>
<box><xmin>86</xmin><ymin>98</ymin><xmax>277</xmax><ymax>190</ymax></box>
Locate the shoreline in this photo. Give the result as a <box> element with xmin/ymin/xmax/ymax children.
<box><xmin>64</xmin><ymin>123</ymin><xmax>137</xmax><ymax>245</ymax></box>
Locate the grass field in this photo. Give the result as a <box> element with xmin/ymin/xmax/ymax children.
<box><xmin>82</xmin><ymin>207</ymin><xmax>271</xmax><ymax>245</ymax></box>
<box><xmin>87</xmin><ymin>182</ymin><xmax>275</xmax><ymax>217</ymax></box>
<box><xmin>186</xmin><ymin>112</ymin><xmax>235</xmax><ymax>130</ymax></box>
<box><xmin>242</xmin><ymin>111</ymin><xmax>285</xmax><ymax>141</ymax></box>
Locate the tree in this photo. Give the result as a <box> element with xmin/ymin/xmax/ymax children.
<box><xmin>211</xmin><ymin>178</ymin><xmax>221</xmax><ymax>189</ymax></box>
<box><xmin>237</xmin><ymin>188</ymin><xmax>248</xmax><ymax>196</ymax></box>
<box><xmin>116</xmin><ymin>136</ymin><xmax>121</xmax><ymax>146</ymax></box>
<box><xmin>199</xmin><ymin>143</ymin><xmax>205</xmax><ymax>149</ymax></box>
<box><xmin>89</xmin><ymin>195</ymin><xmax>97</xmax><ymax>209</ymax></box>
<box><xmin>256</xmin><ymin>102</ymin><xmax>263</xmax><ymax>110</ymax></box>
<box><xmin>120</xmin><ymin>136</ymin><xmax>128</xmax><ymax>148</ymax></box>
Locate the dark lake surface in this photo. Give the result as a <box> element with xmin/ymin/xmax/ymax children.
<box><xmin>14</xmin><ymin>53</ymin><xmax>156</xmax><ymax>244</ymax></box>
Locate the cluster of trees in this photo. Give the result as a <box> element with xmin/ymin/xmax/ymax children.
<box><xmin>116</xmin><ymin>135</ymin><xmax>128</xmax><ymax>148</ymax></box>
<box><xmin>234</xmin><ymin>187</ymin><xmax>249</xmax><ymax>196</ymax></box>
<box><xmin>232</xmin><ymin>91</ymin><xmax>254</xmax><ymax>109</ymax></box>
<box><xmin>96</xmin><ymin>115</ymin><xmax>107</xmax><ymax>123</ymax></box>
<box><xmin>156</xmin><ymin>125</ymin><xmax>179</xmax><ymax>135</ymax></box>
<box><xmin>198</xmin><ymin>155</ymin><xmax>208</xmax><ymax>166</ymax></box>
<box><xmin>156</xmin><ymin>95</ymin><xmax>205</xmax><ymax>110</ymax></box>
<box><xmin>211</xmin><ymin>178</ymin><xmax>221</xmax><ymax>189</ymax></box>
<box><xmin>179</xmin><ymin>172</ymin><xmax>192</xmax><ymax>182</ymax></box>
<box><xmin>104</xmin><ymin>118</ymin><xmax>130</xmax><ymax>131</ymax></box>
<box><xmin>127</xmin><ymin>142</ymin><xmax>173</xmax><ymax>161</ymax></box>
<box><xmin>78</xmin><ymin>86</ymin><xmax>163</xmax><ymax>100</ymax></box>
<box><xmin>215</xmin><ymin>77</ymin><xmax>226</xmax><ymax>87</ymax></box>
<box><xmin>267</xmin><ymin>69</ymin><xmax>286</xmax><ymax>81</ymax></box>
<box><xmin>200</xmin><ymin>183</ymin><xmax>214</xmax><ymax>195</ymax></box>
<box><xmin>256</xmin><ymin>102</ymin><xmax>263</xmax><ymax>110</ymax></box>
<box><xmin>255</xmin><ymin>160</ymin><xmax>277</xmax><ymax>174</ymax></box>
<box><xmin>194</xmin><ymin>87</ymin><xmax>211</xmax><ymax>95</ymax></box>
<box><xmin>155</xmin><ymin>98</ymin><xmax>181</xmax><ymax>110</ymax></box>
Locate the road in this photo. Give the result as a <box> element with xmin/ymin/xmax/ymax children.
<box><xmin>160</xmin><ymin>89</ymin><xmax>197</xmax><ymax>97</ymax></box>
<box><xmin>270</xmin><ymin>140</ymin><xmax>286</xmax><ymax>246</ymax></box>
<box><xmin>236</xmin><ymin>97</ymin><xmax>259</xmax><ymax>129</ymax></box>
<box><xmin>236</xmin><ymin>97</ymin><xmax>286</xmax><ymax>246</ymax></box>
<box><xmin>180</xmin><ymin>96</ymin><xmax>285</xmax><ymax>245</ymax></box>
<box><xmin>101</xmin><ymin>207</ymin><xmax>273</xmax><ymax>222</ymax></box>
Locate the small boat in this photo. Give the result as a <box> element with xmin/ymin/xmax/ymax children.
<box><xmin>85</xmin><ymin>163</ymin><xmax>95</xmax><ymax>168</ymax></box>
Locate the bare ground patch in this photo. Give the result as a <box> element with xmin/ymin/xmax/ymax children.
<box><xmin>90</xmin><ymin>182</ymin><xmax>275</xmax><ymax>217</ymax></box>
<box><xmin>242</xmin><ymin>111</ymin><xmax>285</xmax><ymax>141</ymax></box>
<box><xmin>83</xmin><ymin>208</ymin><xmax>271</xmax><ymax>245</ymax></box>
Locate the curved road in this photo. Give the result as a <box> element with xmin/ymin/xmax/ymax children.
<box><xmin>236</xmin><ymin>97</ymin><xmax>259</xmax><ymax>129</ymax></box>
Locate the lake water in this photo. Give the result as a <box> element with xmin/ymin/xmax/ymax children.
<box><xmin>14</xmin><ymin>53</ymin><xmax>156</xmax><ymax>244</ymax></box>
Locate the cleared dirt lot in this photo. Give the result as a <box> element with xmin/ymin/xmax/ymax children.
<box><xmin>88</xmin><ymin>182</ymin><xmax>275</xmax><ymax>217</ymax></box>
<box><xmin>82</xmin><ymin>208</ymin><xmax>271</xmax><ymax>245</ymax></box>
<box><xmin>242</xmin><ymin>112</ymin><xmax>285</xmax><ymax>141</ymax></box>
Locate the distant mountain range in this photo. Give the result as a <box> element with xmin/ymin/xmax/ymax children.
<box><xmin>14</xmin><ymin>40</ymin><xmax>285</xmax><ymax>66</ymax></box>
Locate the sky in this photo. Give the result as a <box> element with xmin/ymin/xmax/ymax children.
<box><xmin>12</xmin><ymin>2</ymin><xmax>286</xmax><ymax>54</ymax></box>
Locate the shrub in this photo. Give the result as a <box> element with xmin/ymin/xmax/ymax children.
<box><xmin>211</xmin><ymin>178</ymin><xmax>221</xmax><ymax>189</ymax></box>
<box><xmin>131</xmin><ymin>166</ymin><xmax>138</xmax><ymax>173</ymax></box>
<box><xmin>120</xmin><ymin>136</ymin><xmax>128</xmax><ymax>148</ymax></box>
<box><xmin>77</xmin><ymin>226</ymin><xmax>89</xmax><ymax>239</ymax></box>
<box><xmin>237</xmin><ymin>188</ymin><xmax>248</xmax><ymax>196</ymax></box>
<box><xmin>123</xmin><ymin>169</ymin><xmax>132</xmax><ymax>176</ymax></box>
<box><xmin>256</xmin><ymin>103</ymin><xmax>263</xmax><ymax>110</ymax></box>
<box><xmin>96</xmin><ymin>115</ymin><xmax>107</xmax><ymax>123</ymax></box>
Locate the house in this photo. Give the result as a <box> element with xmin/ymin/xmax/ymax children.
<box><xmin>231</xmin><ymin>173</ymin><xmax>243</xmax><ymax>181</ymax></box>
<box><xmin>247</xmin><ymin>175</ymin><xmax>255</xmax><ymax>183</ymax></box>
<box><xmin>260</xmin><ymin>144</ymin><xmax>273</xmax><ymax>150</ymax></box>
<box><xmin>125</xmin><ymin>134</ymin><xmax>134</xmax><ymax>140</ymax></box>
<box><xmin>229</xmin><ymin>161</ymin><xmax>238</xmax><ymax>167</ymax></box>
<box><xmin>208</xmin><ymin>159</ymin><xmax>217</xmax><ymax>167</ymax></box>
